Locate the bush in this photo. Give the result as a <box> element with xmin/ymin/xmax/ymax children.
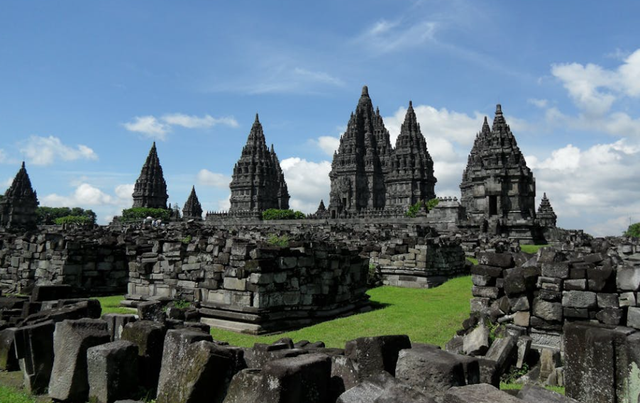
<box><xmin>54</xmin><ymin>215</ymin><xmax>93</xmax><ymax>226</ymax></box>
<box><xmin>625</xmin><ymin>223</ymin><xmax>640</xmax><ymax>238</ymax></box>
<box><xmin>266</xmin><ymin>234</ymin><xmax>290</xmax><ymax>247</ymax></box>
<box><xmin>405</xmin><ymin>199</ymin><xmax>440</xmax><ymax>218</ymax></box>
<box><xmin>262</xmin><ymin>209</ymin><xmax>305</xmax><ymax>220</ymax></box>
<box><xmin>37</xmin><ymin>206</ymin><xmax>96</xmax><ymax>225</ymax></box>
<box><xmin>426</xmin><ymin>198</ymin><xmax>439</xmax><ymax>211</ymax></box>
<box><xmin>121</xmin><ymin>207</ymin><xmax>171</xmax><ymax>223</ymax></box>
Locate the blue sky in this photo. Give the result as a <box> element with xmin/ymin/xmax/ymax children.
<box><xmin>1</xmin><ymin>1</ymin><xmax>639</xmax><ymax>236</ymax></box>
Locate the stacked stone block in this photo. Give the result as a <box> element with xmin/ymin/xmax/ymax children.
<box><xmin>469</xmin><ymin>241</ymin><xmax>640</xmax><ymax>350</ymax></box>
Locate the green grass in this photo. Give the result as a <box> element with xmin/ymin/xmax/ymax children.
<box><xmin>97</xmin><ymin>295</ymin><xmax>136</xmax><ymax>315</ymax></box>
<box><xmin>500</xmin><ymin>382</ymin><xmax>565</xmax><ymax>395</ymax></box>
<box><xmin>519</xmin><ymin>244</ymin><xmax>549</xmax><ymax>254</ymax></box>
<box><xmin>0</xmin><ymin>386</ymin><xmax>39</xmax><ymax>403</ymax></box>
<box><xmin>210</xmin><ymin>276</ymin><xmax>473</xmax><ymax>348</ymax></box>
<box><xmin>466</xmin><ymin>257</ymin><xmax>478</xmax><ymax>265</ymax></box>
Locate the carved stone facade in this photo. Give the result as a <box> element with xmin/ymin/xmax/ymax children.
<box><xmin>329</xmin><ymin>86</ymin><xmax>436</xmax><ymax>218</ymax></box>
<box><xmin>0</xmin><ymin>162</ymin><xmax>39</xmax><ymax>230</ymax></box>
<box><xmin>229</xmin><ymin>114</ymin><xmax>290</xmax><ymax>213</ymax></box>
<box><xmin>385</xmin><ymin>101</ymin><xmax>437</xmax><ymax>209</ymax></box>
<box><xmin>182</xmin><ymin>186</ymin><xmax>203</xmax><ymax>220</ymax></box>
<box><xmin>460</xmin><ymin>105</ymin><xmax>536</xmax><ymax>227</ymax></box>
<box><xmin>132</xmin><ymin>142</ymin><xmax>169</xmax><ymax>209</ymax></box>
<box><xmin>537</xmin><ymin>193</ymin><xmax>557</xmax><ymax>228</ymax></box>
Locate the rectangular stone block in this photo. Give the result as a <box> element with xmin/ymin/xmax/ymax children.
<box><xmin>562</xmin><ymin>291</ymin><xmax>597</xmax><ymax>309</ymax></box>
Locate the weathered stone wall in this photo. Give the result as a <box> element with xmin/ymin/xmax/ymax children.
<box><xmin>0</xmin><ymin>228</ymin><xmax>128</xmax><ymax>295</ymax></box>
<box><xmin>468</xmin><ymin>238</ymin><xmax>640</xmax><ymax>350</ymax></box>
<box><xmin>126</xmin><ymin>233</ymin><xmax>370</xmax><ymax>334</ymax></box>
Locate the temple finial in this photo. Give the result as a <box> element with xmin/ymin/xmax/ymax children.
<box><xmin>361</xmin><ymin>85</ymin><xmax>369</xmax><ymax>96</ymax></box>
<box><xmin>496</xmin><ymin>104</ymin><xmax>502</xmax><ymax>114</ymax></box>
<box><xmin>254</xmin><ymin>113</ymin><xmax>260</xmax><ymax>123</ymax></box>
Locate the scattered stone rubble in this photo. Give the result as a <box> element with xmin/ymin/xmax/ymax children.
<box><xmin>0</xmin><ymin>287</ymin><xmax>582</xmax><ymax>403</ymax></box>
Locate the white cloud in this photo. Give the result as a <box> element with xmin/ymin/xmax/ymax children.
<box><xmin>41</xmin><ymin>182</ymin><xmax>134</xmax><ymax>225</ymax></box>
<box><xmin>196</xmin><ymin>169</ymin><xmax>230</xmax><ymax>188</ymax></box>
<box><xmin>384</xmin><ymin>104</ymin><xmax>483</xmax><ymax>147</ymax></box>
<box><xmin>551</xmin><ymin>49</ymin><xmax>640</xmax><ymax>116</ymax></box>
<box><xmin>355</xmin><ymin>19</ymin><xmax>438</xmax><ymax>54</ymax></box>
<box><xmin>314</xmin><ymin>136</ymin><xmax>340</xmax><ymax>156</ymax></box>
<box><xmin>123</xmin><ymin>116</ymin><xmax>168</xmax><ymax>140</ymax></box>
<box><xmin>292</xmin><ymin>68</ymin><xmax>345</xmax><ymax>87</ymax></box>
<box><xmin>124</xmin><ymin>113</ymin><xmax>238</xmax><ymax>141</ymax></box>
<box><xmin>528</xmin><ymin>98</ymin><xmax>548</xmax><ymax>108</ymax></box>
<box><xmin>218</xmin><ymin>197</ymin><xmax>231</xmax><ymax>212</ymax></box>
<box><xmin>161</xmin><ymin>113</ymin><xmax>239</xmax><ymax>129</ymax></box>
<box><xmin>280</xmin><ymin>158</ymin><xmax>331</xmax><ymax>213</ymax></box>
<box><xmin>528</xmin><ymin>139</ymin><xmax>640</xmax><ymax>236</ymax></box>
<box><xmin>20</xmin><ymin>136</ymin><xmax>98</xmax><ymax>166</ymax></box>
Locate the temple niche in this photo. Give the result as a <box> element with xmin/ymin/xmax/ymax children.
<box><xmin>132</xmin><ymin>142</ymin><xmax>169</xmax><ymax>209</ymax></box>
<box><xmin>0</xmin><ymin>162</ymin><xmax>39</xmax><ymax>230</ymax></box>
<box><xmin>460</xmin><ymin>105</ymin><xmax>537</xmax><ymax>237</ymax></box>
<box><xmin>385</xmin><ymin>101</ymin><xmax>437</xmax><ymax>209</ymax></box>
<box><xmin>229</xmin><ymin>114</ymin><xmax>290</xmax><ymax>213</ymax></box>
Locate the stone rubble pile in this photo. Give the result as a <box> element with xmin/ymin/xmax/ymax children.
<box><xmin>0</xmin><ymin>291</ymin><xmax>579</xmax><ymax>403</ymax></box>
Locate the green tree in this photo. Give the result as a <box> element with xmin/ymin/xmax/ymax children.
<box><xmin>121</xmin><ymin>207</ymin><xmax>171</xmax><ymax>222</ymax></box>
<box><xmin>36</xmin><ymin>206</ymin><xmax>96</xmax><ymax>225</ymax></box>
<box><xmin>262</xmin><ymin>209</ymin><xmax>305</xmax><ymax>220</ymax></box>
<box><xmin>625</xmin><ymin>222</ymin><xmax>640</xmax><ymax>238</ymax></box>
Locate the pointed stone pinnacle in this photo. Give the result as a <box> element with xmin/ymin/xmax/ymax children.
<box><xmin>409</xmin><ymin>100</ymin><xmax>413</xmax><ymax>108</ymax></box>
<box><xmin>254</xmin><ymin>113</ymin><xmax>260</xmax><ymax>123</ymax></box>
<box><xmin>361</xmin><ymin>85</ymin><xmax>369</xmax><ymax>96</ymax></box>
<box><xmin>496</xmin><ymin>104</ymin><xmax>502</xmax><ymax>114</ymax></box>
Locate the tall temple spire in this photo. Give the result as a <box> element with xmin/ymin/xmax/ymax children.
<box><xmin>328</xmin><ymin>85</ymin><xmax>392</xmax><ymax>217</ymax></box>
<box><xmin>385</xmin><ymin>100</ymin><xmax>436</xmax><ymax>209</ymax></box>
<box><xmin>460</xmin><ymin>103</ymin><xmax>536</xmax><ymax>228</ymax></box>
<box><xmin>229</xmin><ymin>116</ymin><xmax>289</xmax><ymax>212</ymax></box>
<box><xmin>182</xmin><ymin>186</ymin><xmax>203</xmax><ymax>220</ymax></box>
<box><xmin>132</xmin><ymin>143</ymin><xmax>169</xmax><ymax>209</ymax></box>
<box><xmin>0</xmin><ymin>161</ymin><xmax>39</xmax><ymax>229</ymax></box>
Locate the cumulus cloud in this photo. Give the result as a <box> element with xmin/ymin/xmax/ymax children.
<box><xmin>196</xmin><ymin>169</ymin><xmax>231</xmax><ymax>188</ymax></box>
<box><xmin>551</xmin><ymin>49</ymin><xmax>640</xmax><ymax>117</ymax></box>
<box><xmin>280</xmin><ymin>158</ymin><xmax>331</xmax><ymax>213</ymax></box>
<box><xmin>19</xmin><ymin>136</ymin><xmax>98</xmax><ymax>166</ymax></box>
<box><xmin>123</xmin><ymin>113</ymin><xmax>238</xmax><ymax>140</ymax></box>
<box><xmin>528</xmin><ymin>139</ymin><xmax>640</xmax><ymax>235</ymax></box>
<box><xmin>528</xmin><ymin>98</ymin><xmax>548</xmax><ymax>108</ymax></box>
<box><xmin>41</xmin><ymin>182</ymin><xmax>134</xmax><ymax>225</ymax></box>
<box><xmin>313</xmin><ymin>136</ymin><xmax>341</xmax><ymax>156</ymax></box>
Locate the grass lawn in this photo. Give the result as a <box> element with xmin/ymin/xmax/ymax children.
<box><xmin>500</xmin><ymin>382</ymin><xmax>565</xmax><ymax>395</ymax></box>
<box><xmin>520</xmin><ymin>244</ymin><xmax>549</xmax><ymax>254</ymax></box>
<box><xmin>210</xmin><ymin>276</ymin><xmax>473</xmax><ymax>348</ymax></box>
<box><xmin>97</xmin><ymin>295</ymin><xmax>136</xmax><ymax>315</ymax></box>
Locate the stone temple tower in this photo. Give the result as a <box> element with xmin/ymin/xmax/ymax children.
<box><xmin>537</xmin><ymin>193</ymin><xmax>557</xmax><ymax>228</ymax></box>
<box><xmin>460</xmin><ymin>105</ymin><xmax>536</xmax><ymax>225</ymax></box>
<box><xmin>0</xmin><ymin>162</ymin><xmax>39</xmax><ymax>229</ymax></box>
<box><xmin>328</xmin><ymin>86</ymin><xmax>393</xmax><ymax>217</ymax></box>
<box><xmin>132</xmin><ymin>142</ymin><xmax>169</xmax><ymax>209</ymax></box>
<box><xmin>182</xmin><ymin>186</ymin><xmax>203</xmax><ymax>220</ymax></box>
<box><xmin>385</xmin><ymin>101</ymin><xmax>437</xmax><ymax>209</ymax></box>
<box><xmin>229</xmin><ymin>114</ymin><xmax>290</xmax><ymax>213</ymax></box>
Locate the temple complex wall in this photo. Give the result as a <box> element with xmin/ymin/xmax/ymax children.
<box><xmin>464</xmin><ymin>238</ymin><xmax>640</xmax><ymax>351</ymax></box>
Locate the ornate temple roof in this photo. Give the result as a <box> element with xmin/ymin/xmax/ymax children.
<box><xmin>183</xmin><ymin>186</ymin><xmax>203</xmax><ymax>219</ymax></box>
<box><xmin>132</xmin><ymin>142</ymin><xmax>169</xmax><ymax>209</ymax></box>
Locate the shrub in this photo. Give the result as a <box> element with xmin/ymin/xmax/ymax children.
<box><xmin>54</xmin><ymin>215</ymin><xmax>93</xmax><ymax>226</ymax></box>
<box><xmin>37</xmin><ymin>206</ymin><xmax>96</xmax><ymax>225</ymax></box>
<box><xmin>625</xmin><ymin>223</ymin><xmax>640</xmax><ymax>238</ymax></box>
<box><xmin>405</xmin><ymin>201</ymin><xmax>423</xmax><ymax>218</ymax></box>
<box><xmin>266</xmin><ymin>234</ymin><xmax>290</xmax><ymax>247</ymax></box>
<box><xmin>426</xmin><ymin>198</ymin><xmax>439</xmax><ymax>211</ymax></box>
<box><xmin>262</xmin><ymin>209</ymin><xmax>305</xmax><ymax>220</ymax></box>
<box><xmin>121</xmin><ymin>207</ymin><xmax>171</xmax><ymax>223</ymax></box>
